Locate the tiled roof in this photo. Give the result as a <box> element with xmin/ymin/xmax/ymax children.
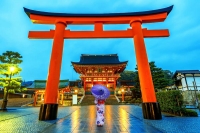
<box><xmin>23</xmin><ymin>80</ymin><xmax>69</xmax><ymax>89</ymax></box>
<box><xmin>21</xmin><ymin>81</ymin><xmax>34</xmax><ymax>87</ymax></box>
<box><xmin>175</xmin><ymin>70</ymin><xmax>200</xmax><ymax>74</ymax></box>
<box><xmin>173</xmin><ymin>70</ymin><xmax>200</xmax><ymax>78</ymax></box>
<box><xmin>71</xmin><ymin>54</ymin><xmax>128</xmax><ymax>65</ymax></box>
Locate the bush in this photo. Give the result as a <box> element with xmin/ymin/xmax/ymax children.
<box><xmin>157</xmin><ymin>90</ymin><xmax>198</xmax><ymax>117</ymax></box>
<box><xmin>157</xmin><ymin>90</ymin><xmax>184</xmax><ymax>115</ymax></box>
<box><xmin>181</xmin><ymin>109</ymin><xmax>198</xmax><ymax>117</ymax></box>
<box><xmin>125</xmin><ymin>96</ymin><xmax>132</xmax><ymax>101</ymax></box>
<box><xmin>135</xmin><ymin>98</ymin><xmax>142</xmax><ymax>103</ymax></box>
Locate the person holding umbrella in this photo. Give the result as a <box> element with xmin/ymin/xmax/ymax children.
<box><xmin>91</xmin><ymin>84</ymin><xmax>110</xmax><ymax>127</ymax></box>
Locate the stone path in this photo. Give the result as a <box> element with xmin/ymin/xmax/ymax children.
<box><xmin>0</xmin><ymin>105</ymin><xmax>200</xmax><ymax>133</ymax></box>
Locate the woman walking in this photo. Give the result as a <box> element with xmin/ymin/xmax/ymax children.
<box><xmin>91</xmin><ymin>84</ymin><xmax>110</xmax><ymax>127</ymax></box>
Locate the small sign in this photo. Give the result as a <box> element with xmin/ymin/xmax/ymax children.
<box><xmin>72</xmin><ymin>95</ymin><xmax>77</xmax><ymax>105</ymax></box>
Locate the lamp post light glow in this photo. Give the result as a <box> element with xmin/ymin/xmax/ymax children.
<box><xmin>1</xmin><ymin>66</ymin><xmax>15</xmax><ymax>110</ymax></box>
<box><xmin>10</xmin><ymin>66</ymin><xmax>15</xmax><ymax>72</ymax></box>
<box><xmin>74</xmin><ymin>89</ymin><xmax>78</xmax><ymax>94</ymax></box>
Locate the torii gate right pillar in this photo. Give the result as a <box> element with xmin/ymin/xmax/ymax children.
<box><xmin>131</xmin><ymin>19</ymin><xmax>161</xmax><ymax>120</ymax></box>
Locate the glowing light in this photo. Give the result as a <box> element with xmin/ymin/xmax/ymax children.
<box><xmin>10</xmin><ymin>66</ymin><xmax>15</xmax><ymax>72</ymax></box>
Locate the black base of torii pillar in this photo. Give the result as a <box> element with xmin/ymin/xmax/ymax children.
<box><xmin>39</xmin><ymin>104</ymin><xmax>58</xmax><ymax>120</ymax></box>
<box><xmin>142</xmin><ymin>102</ymin><xmax>162</xmax><ymax>120</ymax></box>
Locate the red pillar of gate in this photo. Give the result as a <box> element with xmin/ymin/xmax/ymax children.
<box><xmin>39</xmin><ymin>21</ymin><xmax>66</xmax><ymax>120</ymax></box>
<box><xmin>130</xmin><ymin>19</ymin><xmax>162</xmax><ymax>120</ymax></box>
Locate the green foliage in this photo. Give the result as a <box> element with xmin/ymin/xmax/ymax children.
<box><xmin>150</xmin><ymin>62</ymin><xmax>169</xmax><ymax>90</ymax></box>
<box><xmin>0</xmin><ymin>51</ymin><xmax>24</xmax><ymax>93</ymax></box>
<box><xmin>198</xmin><ymin>93</ymin><xmax>200</xmax><ymax>100</ymax></box>
<box><xmin>125</xmin><ymin>96</ymin><xmax>132</xmax><ymax>101</ymax></box>
<box><xmin>119</xmin><ymin>70</ymin><xmax>141</xmax><ymax>98</ymax></box>
<box><xmin>157</xmin><ymin>90</ymin><xmax>183</xmax><ymax>114</ymax></box>
<box><xmin>156</xmin><ymin>90</ymin><xmax>197</xmax><ymax>116</ymax></box>
<box><xmin>0</xmin><ymin>64</ymin><xmax>22</xmax><ymax>78</ymax></box>
<box><xmin>181</xmin><ymin>109</ymin><xmax>198</xmax><ymax>117</ymax></box>
<box><xmin>131</xmin><ymin>88</ymin><xmax>141</xmax><ymax>99</ymax></box>
<box><xmin>125</xmin><ymin>97</ymin><xmax>142</xmax><ymax>104</ymax></box>
<box><xmin>134</xmin><ymin>61</ymin><xmax>174</xmax><ymax>91</ymax></box>
<box><xmin>163</xmin><ymin>70</ymin><xmax>174</xmax><ymax>86</ymax></box>
<box><xmin>119</xmin><ymin>70</ymin><xmax>136</xmax><ymax>80</ymax></box>
<box><xmin>133</xmin><ymin>70</ymin><xmax>140</xmax><ymax>89</ymax></box>
<box><xmin>0</xmin><ymin>51</ymin><xmax>22</xmax><ymax>64</ymax></box>
<box><xmin>135</xmin><ymin>98</ymin><xmax>142</xmax><ymax>103</ymax></box>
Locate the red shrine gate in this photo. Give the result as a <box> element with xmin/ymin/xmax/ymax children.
<box><xmin>24</xmin><ymin>5</ymin><xmax>173</xmax><ymax>120</ymax></box>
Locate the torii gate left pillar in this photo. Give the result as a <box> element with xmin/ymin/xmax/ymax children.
<box><xmin>24</xmin><ymin>5</ymin><xmax>173</xmax><ymax>121</ymax></box>
<box><xmin>38</xmin><ymin>21</ymin><xmax>66</xmax><ymax>120</ymax></box>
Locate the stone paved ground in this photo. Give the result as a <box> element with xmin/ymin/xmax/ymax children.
<box><xmin>120</xmin><ymin>106</ymin><xmax>200</xmax><ymax>133</ymax></box>
<box><xmin>0</xmin><ymin>105</ymin><xmax>200</xmax><ymax>133</ymax></box>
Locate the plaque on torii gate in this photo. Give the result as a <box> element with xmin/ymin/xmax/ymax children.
<box><xmin>24</xmin><ymin>5</ymin><xmax>173</xmax><ymax>121</ymax></box>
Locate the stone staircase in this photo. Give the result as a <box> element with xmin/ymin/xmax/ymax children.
<box><xmin>105</xmin><ymin>95</ymin><xmax>119</xmax><ymax>105</ymax></box>
<box><xmin>80</xmin><ymin>95</ymin><xmax>119</xmax><ymax>106</ymax></box>
<box><xmin>80</xmin><ymin>95</ymin><xmax>95</xmax><ymax>106</ymax></box>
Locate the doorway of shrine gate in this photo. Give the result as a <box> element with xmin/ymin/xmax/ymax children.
<box><xmin>24</xmin><ymin>5</ymin><xmax>173</xmax><ymax>121</ymax></box>
<box><xmin>85</xmin><ymin>82</ymin><xmax>114</xmax><ymax>94</ymax></box>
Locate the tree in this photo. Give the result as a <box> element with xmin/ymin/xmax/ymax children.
<box><xmin>133</xmin><ymin>61</ymin><xmax>174</xmax><ymax>91</ymax></box>
<box><xmin>119</xmin><ymin>70</ymin><xmax>141</xmax><ymax>99</ymax></box>
<box><xmin>163</xmin><ymin>70</ymin><xmax>174</xmax><ymax>86</ymax></box>
<box><xmin>0</xmin><ymin>51</ymin><xmax>24</xmax><ymax>110</ymax></box>
<box><xmin>150</xmin><ymin>62</ymin><xmax>172</xmax><ymax>90</ymax></box>
<box><xmin>0</xmin><ymin>51</ymin><xmax>22</xmax><ymax>64</ymax></box>
<box><xmin>133</xmin><ymin>70</ymin><xmax>140</xmax><ymax>89</ymax></box>
<box><xmin>119</xmin><ymin>70</ymin><xmax>136</xmax><ymax>81</ymax></box>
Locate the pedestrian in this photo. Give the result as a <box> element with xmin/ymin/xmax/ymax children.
<box><xmin>91</xmin><ymin>84</ymin><xmax>110</xmax><ymax>127</ymax></box>
<box><xmin>94</xmin><ymin>98</ymin><xmax>105</xmax><ymax>127</ymax></box>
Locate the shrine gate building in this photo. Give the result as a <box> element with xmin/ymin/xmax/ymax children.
<box><xmin>71</xmin><ymin>54</ymin><xmax>127</xmax><ymax>93</ymax></box>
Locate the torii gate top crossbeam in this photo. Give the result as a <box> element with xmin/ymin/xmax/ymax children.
<box><xmin>24</xmin><ymin>5</ymin><xmax>173</xmax><ymax>25</ymax></box>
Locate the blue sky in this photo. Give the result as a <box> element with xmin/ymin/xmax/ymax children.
<box><xmin>0</xmin><ymin>0</ymin><xmax>200</xmax><ymax>81</ymax></box>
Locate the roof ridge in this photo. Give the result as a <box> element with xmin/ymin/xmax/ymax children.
<box><xmin>72</xmin><ymin>54</ymin><xmax>127</xmax><ymax>65</ymax></box>
<box><xmin>81</xmin><ymin>54</ymin><xmax>117</xmax><ymax>56</ymax></box>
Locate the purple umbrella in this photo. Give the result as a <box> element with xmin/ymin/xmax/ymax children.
<box><xmin>91</xmin><ymin>84</ymin><xmax>110</xmax><ymax>100</ymax></box>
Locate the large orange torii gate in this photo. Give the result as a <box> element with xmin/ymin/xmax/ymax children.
<box><xmin>24</xmin><ymin>5</ymin><xmax>173</xmax><ymax>121</ymax></box>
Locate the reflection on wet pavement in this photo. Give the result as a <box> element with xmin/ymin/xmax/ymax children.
<box><xmin>42</xmin><ymin>106</ymin><xmax>162</xmax><ymax>133</ymax></box>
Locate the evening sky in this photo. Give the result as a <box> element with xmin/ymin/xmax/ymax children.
<box><xmin>0</xmin><ymin>0</ymin><xmax>199</xmax><ymax>81</ymax></box>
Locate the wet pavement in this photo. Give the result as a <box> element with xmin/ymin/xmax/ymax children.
<box><xmin>0</xmin><ymin>105</ymin><xmax>200</xmax><ymax>133</ymax></box>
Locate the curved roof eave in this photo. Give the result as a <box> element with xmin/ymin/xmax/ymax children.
<box><xmin>24</xmin><ymin>5</ymin><xmax>173</xmax><ymax>18</ymax></box>
<box><xmin>71</xmin><ymin>61</ymin><xmax>128</xmax><ymax>65</ymax></box>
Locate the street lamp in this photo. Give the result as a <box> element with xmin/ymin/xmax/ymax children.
<box><xmin>1</xmin><ymin>66</ymin><xmax>15</xmax><ymax>110</ymax></box>
<box><xmin>121</xmin><ymin>88</ymin><xmax>125</xmax><ymax>102</ymax></box>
